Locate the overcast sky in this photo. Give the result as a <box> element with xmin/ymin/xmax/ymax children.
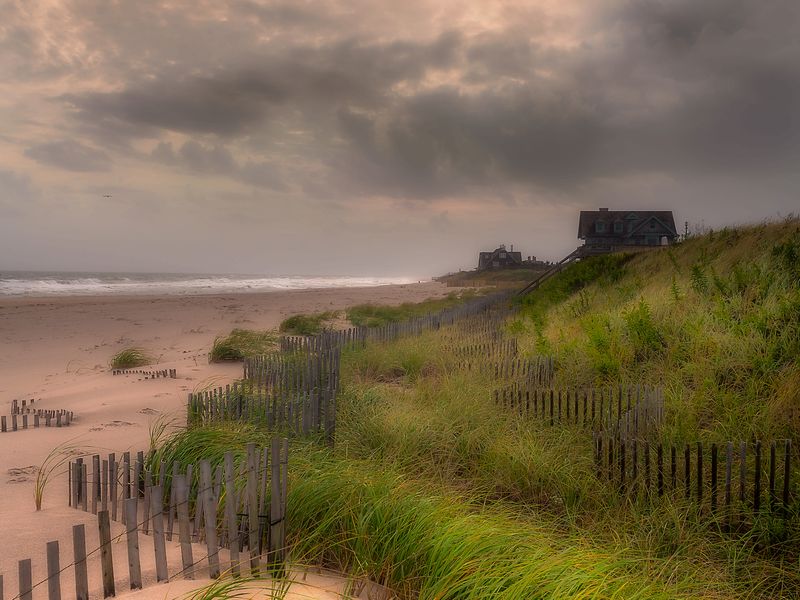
<box><xmin>1</xmin><ymin>1</ymin><xmax>798</xmax><ymax>276</ymax></box>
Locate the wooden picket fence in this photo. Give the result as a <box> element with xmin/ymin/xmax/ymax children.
<box><xmin>279</xmin><ymin>291</ymin><xmax>514</xmax><ymax>353</ymax></box>
<box><xmin>15</xmin><ymin>440</ymin><xmax>290</xmax><ymax>600</ymax></box>
<box><xmin>461</xmin><ymin>356</ymin><xmax>555</xmax><ymax>386</ymax></box>
<box><xmin>3</xmin><ymin>399</ymin><xmax>74</xmax><ymax>432</ymax></box>
<box><xmin>593</xmin><ymin>435</ymin><xmax>794</xmax><ymax>522</ymax></box>
<box><xmin>444</xmin><ymin>339</ymin><xmax>519</xmax><ymax>359</ymax></box>
<box><xmin>494</xmin><ymin>384</ymin><xmax>664</xmax><ymax>434</ymax></box>
<box><xmin>111</xmin><ymin>368</ymin><xmax>177</xmax><ymax>379</ymax></box>
<box><xmin>189</xmin><ymin>292</ymin><xmax>519</xmax><ymax>443</ymax></box>
<box><xmin>190</xmin><ymin>343</ymin><xmax>340</xmax><ymax>440</ymax></box>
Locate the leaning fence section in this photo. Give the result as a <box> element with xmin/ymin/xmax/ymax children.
<box><xmin>20</xmin><ymin>439</ymin><xmax>290</xmax><ymax>600</ymax></box>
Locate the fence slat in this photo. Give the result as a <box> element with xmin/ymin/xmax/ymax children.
<box><xmin>246</xmin><ymin>443</ymin><xmax>259</xmax><ymax>574</ymax></box>
<box><xmin>175</xmin><ymin>475</ymin><xmax>194</xmax><ymax>579</ymax></box>
<box><xmin>125</xmin><ymin>498</ymin><xmax>143</xmax><ymax>590</ymax></box>
<box><xmin>150</xmin><ymin>484</ymin><xmax>169</xmax><ymax>582</ymax></box>
<box><xmin>46</xmin><ymin>540</ymin><xmax>62</xmax><ymax>600</ymax></box>
<box><xmin>73</xmin><ymin>524</ymin><xmax>89</xmax><ymax>600</ymax></box>
<box><xmin>18</xmin><ymin>559</ymin><xmax>32</xmax><ymax>600</ymax></box>
<box><xmin>224</xmin><ymin>452</ymin><xmax>240</xmax><ymax>576</ymax></box>
<box><xmin>98</xmin><ymin>510</ymin><xmax>116</xmax><ymax>598</ymax></box>
<box><xmin>200</xmin><ymin>460</ymin><xmax>221</xmax><ymax>579</ymax></box>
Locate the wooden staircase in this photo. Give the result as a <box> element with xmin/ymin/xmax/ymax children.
<box><xmin>515</xmin><ymin>247</ymin><xmax>583</xmax><ymax>296</ymax></box>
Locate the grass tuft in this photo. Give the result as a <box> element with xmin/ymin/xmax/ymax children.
<box><xmin>109</xmin><ymin>347</ymin><xmax>151</xmax><ymax>369</ymax></box>
<box><xmin>279</xmin><ymin>311</ymin><xmax>338</xmax><ymax>336</ymax></box>
<box><xmin>35</xmin><ymin>439</ymin><xmax>83</xmax><ymax>511</ymax></box>
<box><xmin>210</xmin><ymin>329</ymin><xmax>278</xmax><ymax>362</ymax></box>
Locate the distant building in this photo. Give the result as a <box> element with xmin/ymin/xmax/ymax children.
<box><xmin>578</xmin><ymin>208</ymin><xmax>678</xmax><ymax>250</ymax></box>
<box><xmin>478</xmin><ymin>245</ymin><xmax>523</xmax><ymax>270</ymax></box>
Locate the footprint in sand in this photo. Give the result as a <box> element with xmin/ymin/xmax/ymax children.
<box><xmin>138</xmin><ymin>408</ymin><xmax>160</xmax><ymax>415</ymax></box>
<box><xmin>7</xmin><ymin>465</ymin><xmax>38</xmax><ymax>483</ymax></box>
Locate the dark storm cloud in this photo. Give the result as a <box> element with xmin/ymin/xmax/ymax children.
<box><xmin>24</xmin><ymin>140</ymin><xmax>112</xmax><ymax>172</ymax></box>
<box><xmin>332</xmin><ymin>1</ymin><xmax>800</xmax><ymax>196</ymax></box>
<box><xmin>56</xmin><ymin>0</ymin><xmax>799</xmax><ymax>200</ymax></box>
<box><xmin>62</xmin><ymin>31</ymin><xmax>462</xmax><ymax>141</ymax></box>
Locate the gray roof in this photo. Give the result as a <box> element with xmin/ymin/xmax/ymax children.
<box><xmin>578</xmin><ymin>210</ymin><xmax>677</xmax><ymax>239</ymax></box>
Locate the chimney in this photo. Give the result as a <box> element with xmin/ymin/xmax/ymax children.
<box><xmin>510</xmin><ymin>244</ymin><xmax>514</xmax><ymax>252</ymax></box>
<box><xmin>599</xmin><ymin>207</ymin><xmax>609</xmax><ymax>211</ymax></box>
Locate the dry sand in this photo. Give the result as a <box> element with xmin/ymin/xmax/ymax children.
<box><xmin>0</xmin><ymin>282</ymin><xmax>450</xmax><ymax>600</ymax></box>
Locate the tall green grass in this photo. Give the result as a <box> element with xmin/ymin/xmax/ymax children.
<box><xmin>210</xmin><ymin>329</ymin><xmax>278</xmax><ymax>362</ymax></box>
<box><xmin>520</xmin><ymin>219</ymin><xmax>800</xmax><ymax>442</ymax></box>
<box><xmin>153</xmin><ymin>424</ymin><xmax>725</xmax><ymax>598</ymax></box>
<box><xmin>287</xmin><ymin>449</ymin><xmax>731</xmax><ymax>599</ymax></box>
<box><xmin>279</xmin><ymin>311</ymin><xmax>338</xmax><ymax>336</ymax></box>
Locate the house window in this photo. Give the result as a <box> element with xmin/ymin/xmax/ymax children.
<box><xmin>595</xmin><ymin>221</ymin><xmax>606</xmax><ymax>233</ymax></box>
<box><xmin>499</xmin><ymin>252</ymin><xmax>506</xmax><ymax>258</ymax></box>
<box><xmin>613</xmin><ymin>221</ymin><xmax>623</xmax><ymax>233</ymax></box>
<box><xmin>650</xmin><ymin>222</ymin><xmax>656</xmax><ymax>229</ymax></box>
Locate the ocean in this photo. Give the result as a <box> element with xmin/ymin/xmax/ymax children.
<box><xmin>0</xmin><ymin>271</ymin><xmax>419</xmax><ymax>297</ymax></box>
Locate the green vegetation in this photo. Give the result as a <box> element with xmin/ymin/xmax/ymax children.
<box><xmin>109</xmin><ymin>347</ymin><xmax>151</xmax><ymax>369</ymax></box>
<box><xmin>161</xmin><ymin>219</ymin><xmax>800</xmax><ymax>598</ymax></box>
<box><xmin>348</xmin><ymin>291</ymin><xmax>478</xmax><ymax>327</ymax></box>
<box><xmin>279</xmin><ymin>311</ymin><xmax>338</xmax><ymax>336</ymax></box>
<box><xmin>520</xmin><ymin>219</ymin><xmax>800</xmax><ymax>443</ymax></box>
<box><xmin>209</xmin><ymin>328</ymin><xmax>278</xmax><ymax>362</ymax></box>
<box><xmin>437</xmin><ymin>266</ymin><xmax>550</xmax><ymax>286</ymax></box>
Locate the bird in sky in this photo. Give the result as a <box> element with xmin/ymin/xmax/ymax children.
<box><xmin>102</xmin><ymin>194</ymin><xmax>112</xmax><ymax>198</ymax></box>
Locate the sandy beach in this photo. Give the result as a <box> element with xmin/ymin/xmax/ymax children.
<box><xmin>0</xmin><ymin>282</ymin><xmax>450</xmax><ymax>599</ymax></box>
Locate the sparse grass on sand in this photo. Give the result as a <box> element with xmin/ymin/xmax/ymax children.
<box><xmin>35</xmin><ymin>439</ymin><xmax>83</xmax><ymax>510</ymax></box>
<box><xmin>109</xmin><ymin>347</ymin><xmax>151</xmax><ymax>369</ymax></box>
<box><xmin>279</xmin><ymin>311</ymin><xmax>338</xmax><ymax>336</ymax></box>
<box><xmin>209</xmin><ymin>329</ymin><xmax>278</xmax><ymax>362</ymax></box>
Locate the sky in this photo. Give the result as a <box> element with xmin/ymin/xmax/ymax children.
<box><xmin>1</xmin><ymin>0</ymin><xmax>799</xmax><ymax>277</ymax></box>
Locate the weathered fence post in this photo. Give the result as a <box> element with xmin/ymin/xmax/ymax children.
<box><xmin>125</xmin><ymin>497</ymin><xmax>143</xmax><ymax>590</ymax></box>
<box><xmin>150</xmin><ymin>485</ymin><xmax>169</xmax><ymax>583</ymax></box>
<box><xmin>18</xmin><ymin>559</ymin><xmax>32</xmax><ymax>600</ymax></box>
<box><xmin>72</xmin><ymin>524</ymin><xmax>89</xmax><ymax>600</ymax></box>
<box><xmin>46</xmin><ymin>540</ymin><xmax>62</xmax><ymax>600</ymax></box>
<box><xmin>98</xmin><ymin>510</ymin><xmax>116</xmax><ymax>598</ymax></box>
<box><xmin>175</xmin><ymin>474</ymin><xmax>194</xmax><ymax>579</ymax></box>
<box><xmin>200</xmin><ymin>460</ymin><xmax>220</xmax><ymax>578</ymax></box>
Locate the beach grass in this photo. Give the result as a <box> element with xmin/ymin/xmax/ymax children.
<box><xmin>210</xmin><ymin>329</ymin><xmax>278</xmax><ymax>362</ymax></box>
<box><xmin>279</xmin><ymin>311</ymin><xmax>339</xmax><ymax>336</ymax></box>
<box><xmin>35</xmin><ymin>439</ymin><xmax>84</xmax><ymax>510</ymax></box>
<box><xmin>109</xmin><ymin>347</ymin><xmax>151</xmax><ymax>369</ymax></box>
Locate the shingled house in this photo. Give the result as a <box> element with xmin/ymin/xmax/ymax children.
<box><xmin>478</xmin><ymin>245</ymin><xmax>523</xmax><ymax>270</ymax></box>
<box><xmin>578</xmin><ymin>208</ymin><xmax>678</xmax><ymax>251</ymax></box>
